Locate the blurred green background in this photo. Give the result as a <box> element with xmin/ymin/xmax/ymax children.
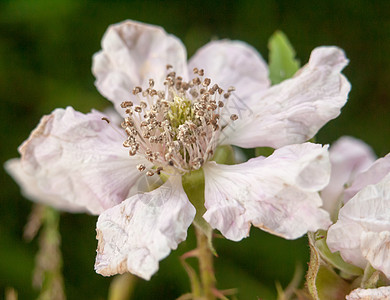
<box><xmin>1</xmin><ymin>0</ymin><xmax>389</xmax><ymax>299</ymax></box>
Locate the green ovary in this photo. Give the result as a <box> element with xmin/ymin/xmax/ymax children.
<box><xmin>167</xmin><ymin>95</ymin><xmax>194</xmax><ymax>130</ymax></box>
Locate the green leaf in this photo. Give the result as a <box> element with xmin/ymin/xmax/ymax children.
<box><xmin>212</xmin><ymin>145</ymin><xmax>235</xmax><ymax>165</ymax></box>
<box><xmin>268</xmin><ymin>31</ymin><xmax>300</xmax><ymax>84</ymax></box>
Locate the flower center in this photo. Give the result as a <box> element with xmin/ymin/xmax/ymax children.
<box><xmin>120</xmin><ymin>66</ymin><xmax>238</xmax><ymax>176</ymax></box>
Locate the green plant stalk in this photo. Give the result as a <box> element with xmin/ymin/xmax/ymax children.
<box><xmin>195</xmin><ymin>226</ymin><xmax>216</xmax><ymax>300</ymax></box>
<box><xmin>108</xmin><ymin>273</ymin><xmax>136</xmax><ymax>300</ymax></box>
<box><xmin>35</xmin><ymin>206</ymin><xmax>66</xmax><ymax>300</ymax></box>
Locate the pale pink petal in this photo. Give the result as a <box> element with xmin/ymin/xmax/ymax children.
<box><xmin>344</xmin><ymin>154</ymin><xmax>390</xmax><ymax>202</ymax></box>
<box><xmin>222</xmin><ymin>46</ymin><xmax>350</xmax><ymax>149</ymax></box>
<box><xmin>336</xmin><ymin>175</ymin><xmax>390</xmax><ymax>232</ymax></box>
<box><xmin>327</xmin><ymin>174</ymin><xmax>390</xmax><ymax>273</ymax></box>
<box><xmin>8</xmin><ymin>107</ymin><xmax>144</xmax><ymax>215</ymax></box>
<box><xmin>326</xmin><ymin>220</ymin><xmax>367</xmax><ymax>269</ymax></box>
<box><xmin>5</xmin><ymin>158</ymin><xmax>86</xmax><ymax>212</ymax></box>
<box><xmin>92</xmin><ymin>20</ymin><xmax>188</xmax><ymax>115</ymax></box>
<box><xmin>346</xmin><ymin>287</ymin><xmax>390</xmax><ymax>300</ymax></box>
<box><xmin>188</xmin><ymin>40</ymin><xmax>270</xmax><ymax>99</ymax></box>
<box><xmin>321</xmin><ymin>136</ymin><xmax>376</xmax><ymax>214</ymax></box>
<box><xmin>95</xmin><ymin>175</ymin><xmax>195</xmax><ymax>280</ymax></box>
<box><xmin>361</xmin><ymin>231</ymin><xmax>390</xmax><ymax>278</ymax></box>
<box><xmin>203</xmin><ymin>143</ymin><xmax>331</xmax><ymax>241</ymax></box>
<box><xmin>102</xmin><ymin>106</ymin><xmax>124</xmax><ymax>126</ymax></box>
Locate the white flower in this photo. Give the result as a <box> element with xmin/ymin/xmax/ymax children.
<box><xmin>346</xmin><ymin>286</ymin><xmax>390</xmax><ymax>300</ymax></box>
<box><xmin>6</xmin><ymin>20</ymin><xmax>350</xmax><ymax>280</ymax></box>
<box><xmin>327</xmin><ymin>152</ymin><xmax>390</xmax><ymax>278</ymax></box>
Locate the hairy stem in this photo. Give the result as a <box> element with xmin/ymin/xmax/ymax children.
<box><xmin>195</xmin><ymin>226</ymin><xmax>216</xmax><ymax>300</ymax></box>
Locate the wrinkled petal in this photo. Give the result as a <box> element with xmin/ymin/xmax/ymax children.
<box><xmin>344</xmin><ymin>153</ymin><xmax>390</xmax><ymax>202</ymax></box>
<box><xmin>102</xmin><ymin>106</ymin><xmax>124</xmax><ymax>126</ymax></box>
<box><xmin>95</xmin><ymin>175</ymin><xmax>195</xmax><ymax>280</ymax></box>
<box><xmin>338</xmin><ymin>176</ymin><xmax>390</xmax><ymax>233</ymax></box>
<box><xmin>203</xmin><ymin>143</ymin><xmax>331</xmax><ymax>241</ymax></box>
<box><xmin>6</xmin><ymin>107</ymin><xmax>143</xmax><ymax>214</ymax></box>
<box><xmin>92</xmin><ymin>20</ymin><xmax>188</xmax><ymax>115</ymax></box>
<box><xmin>327</xmin><ymin>174</ymin><xmax>390</xmax><ymax>274</ymax></box>
<box><xmin>222</xmin><ymin>46</ymin><xmax>350</xmax><ymax>149</ymax></box>
<box><xmin>346</xmin><ymin>287</ymin><xmax>390</xmax><ymax>300</ymax></box>
<box><xmin>188</xmin><ymin>40</ymin><xmax>270</xmax><ymax>99</ymax></box>
<box><xmin>5</xmin><ymin>158</ymin><xmax>85</xmax><ymax>212</ymax></box>
<box><xmin>326</xmin><ymin>219</ymin><xmax>367</xmax><ymax>268</ymax></box>
<box><xmin>361</xmin><ymin>231</ymin><xmax>390</xmax><ymax>278</ymax></box>
<box><xmin>321</xmin><ymin>136</ymin><xmax>376</xmax><ymax>214</ymax></box>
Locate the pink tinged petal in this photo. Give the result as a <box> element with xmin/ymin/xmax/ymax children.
<box><xmin>10</xmin><ymin>107</ymin><xmax>142</xmax><ymax>215</ymax></box>
<box><xmin>95</xmin><ymin>176</ymin><xmax>195</xmax><ymax>280</ymax></box>
<box><xmin>92</xmin><ymin>20</ymin><xmax>188</xmax><ymax>115</ymax></box>
<box><xmin>203</xmin><ymin>143</ymin><xmax>332</xmax><ymax>241</ymax></box>
<box><xmin>5</xmin><ymin>158</ymin><xmax>86</xmax><ymax>212</ymax></box>
<box><xmin>346</xmin><ymin>287</ymin><xmax>390</xmax><ymax>300</ymax></box>
<box><xmin>188</xmin><ymin>40</ymin><xmax>270</xmax><ymax>99</ymax></box>
<box><xmin>222</xmin><ymin>46</ymin><xmax>350</xmax><ymax>149</ymax></box>
<box><xmin>337</xmin><ymin>176</ymin><xmax>390</xmax><ymax>231</ymax></box>
<box><xmin>327</xmin><ymin>174</ymin><xmax>390</xmax><ymax>271</ymax></box>
<box><xmin>344</xmin><ymin>153</ymin><xmax>390</xmax><ymax>203</ymax></box>
<box><xmin>321</xmin><ymin>136</ymin><xmax>376</xmax><ymax>214</ymax></box>
<box><xmin>361</xmin><ymin>231</ymin><xmax>390</xmax><ymax>279</ymax></box>
<box><xmin>102</xmin><ymin>107</ymin><xmax>124</xmax><ymax>126</ymax></box>
<box><xmin>327</xmin><ymin>220</ymin><xmax>367</xmax><ymax>269</ymax></box>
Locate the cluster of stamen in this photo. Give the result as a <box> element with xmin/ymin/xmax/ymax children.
<box><xmin>120</xmin><ymin>66</ymin><xmax>238</xmax><ymax>176</ymax></box>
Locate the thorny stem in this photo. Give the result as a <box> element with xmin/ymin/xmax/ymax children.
<box><xmin>25</xmin><ymin>205</ymin><xmax>66</xmax><ymax>300</ymax></box>
<box><xmin>195</xmin><ymin>226</ymin><xmax>216</xmax><ymax>300</ymax></box>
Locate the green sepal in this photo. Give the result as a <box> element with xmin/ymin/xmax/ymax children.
<box><xmin>255</xmin><ymin>147</ymin><xmax>274</xmax><ymax>158</ymax></box>
<box><xmin>307</xmin><ymin>232</ymin><xmax>351</xmax><ymax>300</ymax></box>
<box><xmin>212</xmin><ymin>145</ymin><xmax>235</xmax><ymax>165</ymax></box>
<box><xmin>312</xmin><ymin>230</ymin><xmax>363</xmax><ymax>277</ymax></box>
<box><xmin>316</xmin><ymin>266</ymin><xmax>351</xmax><ymax>300</ymax></box>
<box><xmin>182</xmin><ymin>169</ymin><xmax>217</xmax><ymax>256</ymax></box>
<box><xmin>306</xmin><ymin>232</ymin><xmax>321</xmax><ymax>300</ymax></box>
<box><xmin>268</xmin><ymin>31</ymin><xmax>300</xmax><ymax>85</ymax></box>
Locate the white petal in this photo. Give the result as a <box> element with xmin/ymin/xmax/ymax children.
<box><xmin>361</xmin><ymin>231</ymin><xmax>390</xmax><ymax>279</ymax></box>
<box><xmin>338</xmin><ymin>174</ymin><xmax>390</xmax><ymax>231</ymax></box>
<box><xmin>346</xmin><ymin>287</ymin><xmax>390</xmax><ymax>300</ymax></box>
<box><xmin>326</xmin><ymin>220</ymin><xmax>367</xmax><ymax>269</ymax></box>
<box><xmin>327</xmin><ymin>174</ymin><xmax>390</xmax><ymax>271</ymax></box>
<box><xmin>321</xmin><ymin>136</ymin><xmax>376</xmax><ymax>214</ymax></box>
<box><xmin>203</xmin><ymin>143</ymin><xmax>331</xmax><ymax>241</ymax></box>
<box><xmin>5</xmin><ymin>158</ymin><xmax>86</xmax><ymax>212</ymax></box>
<box><xmin>92</xmin><ymin>20</ymin><xmax>188</xmax><ymax>115</ymax></box>
<box><xmin>6</xmin><ymin>107</ymin><xmax>143</xmax><ymax>215</ymax></box>
<box><xmin>222</xmin><ymin>46</ymin><xmax>350</xmax><ymax>149</ymax></box>
<box><xmin>188</xmin><ymin>40</ymin><xmax>270</xmax><ymax>99</ymax></box>
<box><xmin>95</xmin><ymin>176</ymin><xmax>195</xmax><ymax>280</ymax></box>
<box><xmin>344</xmin><ymin>154</ymin><xmax>390</xmax><ymax>203</ymax></box>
